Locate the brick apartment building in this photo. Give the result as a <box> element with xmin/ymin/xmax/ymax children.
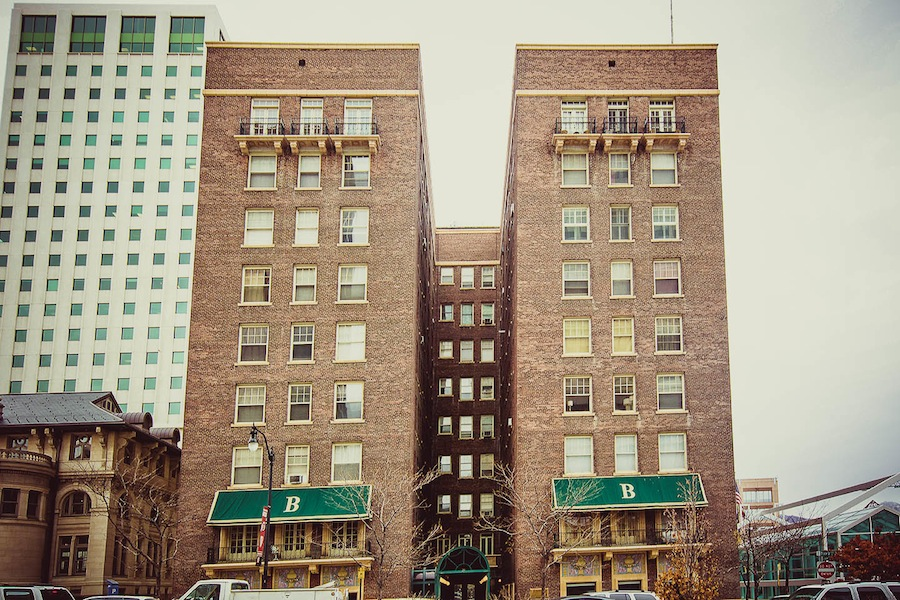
<box><xmin>177</xmin><ymin>43</ymin><xmax>737</xmax><ymax>598</ymax></box>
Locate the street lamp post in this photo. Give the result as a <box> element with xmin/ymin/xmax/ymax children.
<box><xmin>248</xmin><ymin>424</ymin><xmax>275</xmax><ymax>589</ymax></box>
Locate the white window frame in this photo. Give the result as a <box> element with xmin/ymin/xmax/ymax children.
<box><xmin>563</xmin><ymin>261</ymin><xmax>591</xmax><ymax>298</ymax></box>
<box><xmin>612</xmin><ymin>317</ymin><xmax>635</xmax><ymax>355</ymax></box>
<box><xmin>335</xmin><ymin>322</ymin><xmax>366</xmax><ymax>362</ymax></box>
<box><xmin>250</xmin><ymin>98</ymin><xmax>279</xmax><ymax>135</ymax></box>
<box><xmin>480</xmin><ymin>415</ymin><xmax>494</xmax><ymax>439</ymax></box>
<box><xmin>460</xmin><ymin>267</ymin><xmax>475</xmax><ymax>289</ymax></box>
<box><xmin>649</xmin><ymin>99</ymin><xmax>676</xmax><ymax>133</ymax></box>
<box><xmin>480</xmin><ymin>376</ymin><xmax>495</xmax><ymax>399</ymax></box>
<box><xmin>562</xmin><ymin>206</ymin><xmax>589</xmax><ymax>242</ymax></box>
<box><xmin>480</xmin><ymin>454</ymin><xmax>495</xmax><ymax>478</ymax></box>
<box><xmin>480</xmin><ymin>340</ymin><xmax>495</xmax><ymax>363</ymax></box>
<box><xmin>293</xmin><ymin>265</ymin><xmax>317</xmax><ymax>304</ymax></box>
<box><xmin>439</xmin><ymin>340</ymin><xmax>453</xmax><ymax>359</ymax></box>
<box><xmin>438</xmin><ymin>455</ymin><xmax>452</xmax><ymax>474</ymax></box>
<box><xmin>438</xmin><ymin>377</ymin><xmax>452</xmax><ymax>396</ymax></box>
<box><xmin>481</xmin><ymin>303</ymin><xmax>495</xmax><ymax>325</ymax></box>
<box><xmin>339</xmin><ymin>208</ymin><xmax>369</xmax><ymax>245</ymax></box>
<box><xmin>460</xmin><ymin>303</ymin><xmax>475</xmax><ymax>326</ymax></box>
<box><xmin>334</xmin><ymin>381</ymin><xmax>364</xmax><ymax>421</ymax></box>
<box><xmin>437</xmin><ymin>494</ymin><xmax>451</xmax><ymax>513</ymax></box>
<box><xmin>290</xmin><ymin>323</ymin><xmax>315</xmax><ymax>362</ymax></box>
<box><xmin>331</xmin><ymin>443</ymin><xmax>362</xmax><ymax>483</ymax></box>
<box><xmin>608</xmin><ymin>153</ymin><xmax>631</xmax><ymax>186</ymax></box>
<box><xmin>563</xmin><ymin>375</ymin><xmax>591</xmax><ymax>414</ymax></box>
<box><xmin>241</xmin><ymin>266</ymin><xmax>271</xmax><ymax>304</ymax></box>
<box><xmin>294</xmin><ymin>209</ymin><xmax>319</xmax><ymax>246</ymax></box>
<box><xmin>338</xmin><ymin>264</ymin><xmax>368</xmax><ymax>303</ymax></box>
<box><xmin>232</xmin><ymin>447</ymin><xmax>262</xmax><ymax>486</ymax></box>
<box><xmin>341</xmin><ymin>153</ymin><xmax>371</xmax><ymax>188</ymax></box>
<box><xmin>287</xmin><ymin>383</ymin><xmax>312</xmax><ymax>423</ymax></box>
<box><xmin>243</xmin><ymin>209</ymin><xmax>274</xmax><ymax>247</ymax></box>
<box><xmin>610</xmin><ymin>206</ymin><xmax>632</xmax><ymax>242</ymax></box>
<box><xmin>238</xmin><ymin>324</ymin><xmax>268</xmax><ymax>364</ymax></box>
<box><xmin>659</xmin><ymin>433</ymin><xmax>687</xmax><ymax>472</ymax></box>
<box><xmin>440</xmin><ymin>267</ymin><xmax>454</xmax><ymax>285</ymax></box>
<box><xmin>652</xmin><ymin>205</ymin><xmax>680</xmax><ymax>241</ymax></box>
<box><xmin>655</xmin><ymin>316</ymin><xmax>684</xmax><ymax>354</ymax></box>
<box><xmin>459</xmin><ymin>340</ymin><xmax>474</xmax><ymax>363</ymax></box>
<box><xmin>297</xmin><ymin>154</ymin><xmax>322</xmax><ymax>190</ymax></box>
<box><xmin>561</xmin><ymin>152</ymin><xmax>589</xmax><ymax>187</ymax></box>
<box><xmin>653</xmin><ymin>260</ymin><xmax>682</xmax><ymax>297</ymax></box>
<box><xmin>613</xmin><ymin>374</ymin><xmax>636</xmax><ymax>412</ymax></box>
<box><xmin>615</xmin><ymin>434</ymin><xmax>638</xmax><ymax>474</ymax></box>
<box><xmin>610</xmin><ymin>261</ymin><xmax>633</xmax><ymax>298</ymax></box>
<box><xmin>459</xmin><ymin>494</ymin><xmax>473</xmax><ymax>518</ymax></box>
<box><xmin>481</xmin><ymin>266</ymin><xmax>495</xmax><ymax>288</ymax></box>
<box><xmin>459</xmin><ymin>454</ymin><xmax>473</xmax><ymax>479</ymax></box>
<box><xmin>459</xmin><ymin>377</ymin><xmax>474</xmax><ymax>401</ymax></box>
<box><xmin>343</xmin><ymin>98</ymin><xmax>373</xmax><ymax>135</ymax></box>
<box><xmin>440</xmin><ymin>303</ymin><xmax>453</xmax><ymax>322</ymax></box>
<box><xmin>438</xmin><ymin>416</ymin><xmax>452</xmax><ymax>435</ymax></box>
<box><xmin>560</xmin><ymin>100</ymin><xmax>588</xmax><ymax>134</ymax></box>
<box><xmin>480</xmin><ymin>493</ymin><xmax>495</xmax><ymax>517</ymax></box>
<box><xmin>299</xmin><ymin>98</ymin><xmax>325</xmax><ymax>135</ymax></box>
<box><xmin>234</xmin><ymin>385</ymin><xmax>266</xmax><ymax>424</ymax></box>
<box><xmin>657</xmin><ymin>373</ymin><xmax>685</xmax><ymax>411</ymax></box>
<box><xmin>563</xmin><ymin>317</ymin><xmax>592</xmax><ymax>356</ymax></box>
<box><xmin>285</xmin><ymin>445</ymin><xmax>310</xmax><ymax>485</ymax></box>
<box><xmin>650</xmin><ymin>152</ymin><xmax>678</xmax><ymax>186</ymax></box>
<box><xmin>607</xmin><ymin>99</ymin><xmax>629</xmax><ymax>133</ymax></box>
<box><xmin>247</xmin><ymin>154</ymin><xmax>277</xmax><ymax>189</ymax></box>
<box><xmin>459</xmin><ymin>416</ymin><xmax>473</xmax><ymax>439</ymax></box>
<box><xmin>564</xmin><ymin>436</ymin><xmax>594</xmax><ymax>476</ymax></box>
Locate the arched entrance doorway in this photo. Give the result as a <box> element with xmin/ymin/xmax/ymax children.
<box><xmin>435</xmin><ymin>546</ymin><xmax>491</xmax><ymax>600</ymax></box>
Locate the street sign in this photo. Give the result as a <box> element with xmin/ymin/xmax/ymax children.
<box><xmin>817</xmin><ymin>560</ymin><xmax>836</xmax><ymax>579</ymax></box>
<box><xmin>256</xmin><ymin>505</ymin><xmax>270</xmax><ymax>566</ymax></box>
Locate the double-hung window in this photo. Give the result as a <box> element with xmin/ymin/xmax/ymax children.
<box><xmin>480</xmin><ymin>376</ymin><xmax>495</xmax><ymax>398</ymax></box>
<box><xmin>331</xmin><ymin>443</ymin><xmax>362</xmax><ymax>482</ymax></box>
<box><xmin>563</xmin><ymin>261</ymin><xmax>590</xmax><ymax>297</ymax></box>
<box><xmin>650</xmin><ymin>153</ymin><xmax>677</xmax><ymax>185</ymax></box>
<box><xmin>291</xmin><ymin>323</ymin><xmax>314</xmax><ymax>362</ymax></box>
<box><xmin>334</xmin><ymin>382</ymin><xmax>363</xmax><ymax>420</ymax></box>
<box><xmin>460</xmin><ymin>303</ymin><xmax>475</xmax><ymax>326</ymax></box>
<box><xmin>244</xmin><ymin>209</ymin><xmax>274</xmax><ymax>246</ymax></box>
<box><xmin>609</xmin><ymin>153</ymin><xmax>631</xmax><ymax>185</ymax></box>
<box><xmin>232</xmin><ymin>447</ymin><xmax>261</xmax><ymax>485</ymax></box>
<box><xmin>480</xmin><ymin>415</ymin><xmax>494</xmax><ymax>438</ymax></box>
<box><xmin>438</xmin><ymin>378</ymin><xmax>452</xmax><ymax>396</ymax></box>
<box><xmin>459</xmin><ymin>378</ymin><xmax>474</xmax><ymax>401</ymax></box>
<box><xmin>612</xmin><ymin>317</ymin><xmax>635</xmax><ymax>355</ymax></box>
<box><xmin>481</xmin><ymin>303</ymin><xmax>495</xmax><ymax>325</ymax></box>
<box><xmin>288</xmin><ymin>383</ymin><xmax>312</xmax><ymax>422</ymax></box>
<box><xmin>342</xmin><ymin>154</ymin><xmax>370</xmax><ymax>188</ymax></box>
<box><xmin>480</xmin><ymin>455</ymin><xmax>495</xmax><ymax>478</ymax></box>
<box><xmin>652</xmin><ymin>205</ymin><xmax>680</xmax><ymax>240</ymax></box>
<box><xmin>562</xmin><ymin>153</ymin><xmax>588</xmax><ymax>186</ymax></box>
<box><xmin>460</xmin><ymin>267</ymin><xmax>475</xmax><ymax>289</ymax></box>
<box><xmin>338</xmin><ymin>265</ymin><xmax>367</xmax><ymax>302</ymax></box>
<box><xmin>615</xmin><ymin>434</ymin><xmax>638</xmax><ymax>473</ymax></box>
<box><xmin>481</xmin><ymin>267</ymin><xmax>495</xmax><ymax>288</ymax></box>
<box><xmin>481</xmin><ymin>339</ymin><xmax>495</xmax><ymax>363</ymax></box>
<box><xmin>563</xmin><ymin>318</ymin><xmax>591</xmax><ymax>356</ymax></box>
<box><xmin>335</xmin><ymin>323</ymin><xmax>366</xmax><ymax>361</ymax></box>
<box><xmin>293</xmin><ymin>266</ymin><xmax>316</xmax><ymax>303</ymax></box>
<box><xmin>459</xmin><ymin>494</ymin><xmax>473</xmax><ymax>518</ymax></box>
<box><xmin>285</xmin><ymin>446</ymin><xmax>310</xmax><ymax>485</ymax></box>
<box><xmin>340</xmin><ymin>208</ymin><xmax>369</xmax><ymax>244</ymax></box>
<box><xmin>655</xmin><ymin>316</ymin><xmax>683</xmax><ymax>353</ymax></box>
<box><xmin>440</xmin><ymin>304</ymin><xmax>453</xmax><ymax>322</ymax></box>
<box><xmin>439</xmin><ymin>341</ymin><xmax>453</xmax><ymax>359</ymax></box>
<box><xmin>241</xmin><ymin>266</ymin><xmax>271</xmax><ymax>304</ymax></box>
<box><xmin>440</xmin><ymin>267</ymin><xmax>454</xmax><ymax>285</ymax></box>
<box><xmin>459</xmin><ymin>455</ymin><xmax>473</xmax><ymax>478</ymax></box>
<box><xmin>564</xmin><ymin>436</ymin><xmax>593</xmax><ymax>475</ymax></box>
<box><xmin>610</xmin><ymin>261</ymin><xmax>633</xmax><ymax>298</ymax></box>
<box><xmin>439</xmin><ymin>455</ymin><xmax>452</xmax><ymax>474</ymax></box>
<box><xmin>657</xmin><ymin>374</ymin><xmax>685</xmax><ymax>411</ymax></box>
<box><xmin>297</xmin><ymin>155</ymin><xmax>321</xmax><ymax>189</ymax></box>
<box><xmin>239</xmin><ymin>325</ymin><xmax>268</xmax><ymax>363</ymax></box>
<box><xmin>613</xmin><ymin>374</ymin><xmax>636</xmax><ymax>412</ymax></box>
<box><xmin>299</xmin><ymin>98</ymin><xmax>325</xmax><ymax>135</ymax></box>
<box><xmin>235</xmin><ymin>385</ymin><xmax>265</xmax><ymax>424</ymax></box>
<box><xmin>610</xmin><ymin>206</ymin><xmax>631</xmax><ymax>241</ymax></box>
<box><xmin>250</xmin><ymin>98</ymin><xmax>279</xmax><ymax>135</ymax></box>
<box><xmin>438</xmin><ymin>416</ymin><xmax>452</xmax><ymax>435</ymax></box>
<box><xmin>653</xmin><ymin>260</ymin><xmax>682</xmax><ymax>296</ymax></box>
<box><xmin>459</xmin><ymin>416</ymin><xmax>473</xmax><ymax>439</ymax></box>
<box><xmin>564</xmin><ymin>376</ymin><xmax>591</xmax><ymax>413</ymax></box>
<box><xmin>563</xmin><ymin>206</ymin><xmax>589</xmax><ymax>242</ymax></box>
<box><xmin>295</xmin><ymin>209</ymin><xmax>319</xmax><ymax>245</ymax></box>
<box><xmin>248</xmin><ymin>155</ymin><xmax>277</xmax><ymax>189</ymax></box>
<box><xmin>659</xmin><ymin>433</ymin><xmax>687</xmax><ymax>472</ymax></box>
<box><xmin>460</xmin><ymin>340</ymin><xmax>474</xmax><ymax>363</ymax></box>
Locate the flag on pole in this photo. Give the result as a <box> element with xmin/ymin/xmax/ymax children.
<box><xmin>735</xmin><ymin>480</ymin><xmax>746</xmax><ymax>519</ymax></box>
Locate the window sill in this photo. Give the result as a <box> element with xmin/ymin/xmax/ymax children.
<box><xmin>459</xmin><ymin>360</ymin><xmax>475</xmax><ymax>364</ymax></box>
<box><xmin>335</xmin><ymin>300</ymin><xmax>369</xmax><ymax>305</ymax></box>
<box><xmin>611</xmin><ymin>295</ymin><xmax>636</xmax><ymax>300</ymax></box>
<box><xmin>438</xmin><ymin>356</ymin><xmax>453</xmax><ymax>360</ymax></box>
<box><xmin>649</xmin><ymin>183</ymin><xmax>681</xmax><ymax>188</ymax></box>
<box><xmin>481</xmin><ymin>322</ymin><xmax>495</xmax><ymax>327</ymax></box>
<box><xmin>290</xmin><ymin>301</ymin><xmax>318</xmax><ymax>306</ymax></box>
<box><xmin>654</xmin><ymin>350</ymin><xmax>685</xmax><ymax>356</ymax></box>
<box><xmin>656</xmin><ymin>409</ymin><xmax>688</xmax><ymax>415</ymax></box>
<box><xmin>481</xmin><ymin>286</ymin><xmax>496</xmax><ymax>290</ymax></box>
<box><xmin>563</xmin><ymin>411</ymin><xmax>595</xmax><ymax>417</ymax></box>
<box><xmin>562</xmin><ymin>239</ymin><xmax>592</xmax><ymax>244</ymax></box>
<box><xmin>287</xmin><ymin>360</ymin><xmax>314</xmax><ymax>365</ymax></box>
<box><xmin>337</xmin><ymin>242</ymin><xmax>370</xmax><ymax>247</ymax></box>
<box><xmin>562</xmin><ymin>353</ymin><xmax>594</xmax><ymax>358</ymax></box>
<box><xmin>241</xmin><ymin>244</ymin><xmax>275</xmax><ymax>249</ymax></box>
<box><xmin>238</xmin><ymin>301</ymin><xmax>272</xmax><ymax>307</ymax></box>
<box><xmin>563</xmin><ymin>472</ymin><xmax>596</xmax><ymax>478</ymax></box>
<box><xmin>480</xmin><ymin>397</ymin><xmax>496</xmax><ymax>401</ymax></box>
<box><xmin>243</xmin><ymin>187</ymin><xmax>278</xmax><ymax>192</ymax></box>
<box><xmin>438</xmin><ymin>432</ymin><xmax>452</xmax><ymax>436</ymax></box>
<box><xmin>231</xmin><ymin>422</ymin><xmax>264</xmax><ymax>428</ymax></box>
<box><xmin>331</xmin><ymin>479</ymin><xmax>363</xmax><ymax>485</ymax></box>
<box><xmin>613</xmin><ymin>410</ymin><xmax>638</xmax><ymax>416</ymax></box>
<box><xmin>338</xmin><ymin>186</ymin><xmax>372</xmax><ymax>191</ymax></box>
<box><xmin>284</xmin><ymin>420</ymin><xmax>313</xmax><ymax>426</ymax></box>
<box><xmin>615</xmin><ymin>470</ymin><xmax>641</xmax><ymax>476</ymax></box>
<box><xmin>659</xmin><ymin>469</ymin><xmax>688</xmax><ymax>474</ymax></box>
<box><xmin>438</xmin><ymin>319</ymin><xmax>453</xmax><ymax>323</ymax></box>
<box><xmin>227</xmin><ymin>483</ymin><xmax>264</xmax><ymax>490</ymax></box>
<box><xmin>608</xmin><ymin>184</ymin><xmax>634</xmax><ymax>188</ymax></box>
<box><xmin>294</xmin><ymin>186</ymin><xmax>323</xmax><ymax>191</ymax></box>
<box><xmin>653</xmin><ymin>293</ymin><xmax>684</xmax><ymax>299</ymax></box>
<box><xmin>235</xmin><ymin>361</ymin><xmax>269</xmax><ymax>366</ymax></box>
<box><xmin>331</xmin><ymin>419</ymin><xmax>365</xmax><ymax>424</ymax></box>
<box><xmin>652</xmin><ymin>238</ymin><xmax>682</xmax><ymax>243</ymax></box>
<box><xmin>439</xmin><ymin>282</ymin><xmax>454</xmax><ymax>286</ymax></box>
<box><xmin>292</xmin><ymin>243</ymin><xmax>320</xmax><ymax>248</ymax></box>
<box><xmin>460</xmin><ymin>323</ymin><xmax>475</xmax><ymax>328</ymax></box>
<box><xmin>562</xmin><ymin>295</ymin><xmax>592</xmax><ymax>300</ymax></box>
<box><xmin>608</xmin><ymin>239</ymin><xmax>634</xmax><ymax>243</ymax></box>
<box><xmin>284</xmin><ymin>481</ymin><xmax>311</xmax><ymax>487</ymax></box>
<box><xmin>459</xmin><ymin>398</ymin><xmax>475</xmax><ymax>402</ymax></box>
<box><xmin>611</xmin><ymin>352</ymin><xmax>637</xmax><ymax>357</ymax></box>
<box><xmin>437</xmin><ymin>394</ymin><xmax>452</xmax><ymax>398</ymax></box>
<box><xmin>560</xmin><ymin>185</ymin><xmax>591</xmax><ymax>189</ymax></box>
<box><xmin>333</xmin><ymin>359</ymin><xmax>367</xmax><ymax>364</ymax></box>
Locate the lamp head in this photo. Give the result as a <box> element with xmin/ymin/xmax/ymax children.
<box><xmin>248</xmin><ymin>426</ymin><xmax>260</xmax><ymax>453</ymax></box>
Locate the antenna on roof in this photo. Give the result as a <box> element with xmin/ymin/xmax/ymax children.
<box><xmin>670</xmin><ymin>0</ymin><xmax>675</xmax><ymax>43</ymax></box>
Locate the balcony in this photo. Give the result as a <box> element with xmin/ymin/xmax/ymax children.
<box><xmin>552</xmin><ymin>118</ymin><xmax>601</xmax><ymax>154</ymax></box>
<box><xmin>331</xmin><ymin>118</ymin><xmax>380</xmax><ymax>154</ymax></box>
<box><xmin>642</xmin><ymin>117</ymin><xmax>689</xmax><ymax>152</ymax></box>
<box><xmin>0</xmin><ymin>448</ymin><xmax>55</xmax><ymax>480</ymax></box>
<box><xmin>286</xmin><ymin>119</ymin><xmax>330</xmax><ymax>154</ymax></box>
<box><xmin>235</xmin><ymin>118</ymin><xmax>287</xmax><ymax>155</ymax></box>
<box><xmin>557</xmin><ymin>526</ymin><xmax>678</xmax><ymax>551</ymax></box>
<box><xmin>601</xmin><ymin>117</ymin><xmax>641</xmax><ymax>153</ymax></box>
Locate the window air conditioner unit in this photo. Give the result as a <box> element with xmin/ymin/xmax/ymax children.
<box><xmin>289</xmin><ymin>474</ymin><xmax>306</xmax><ymax>484</ymax></box>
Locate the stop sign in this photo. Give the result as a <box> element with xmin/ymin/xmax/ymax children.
<box><xmin>817</xmin><ymin>560</ymin><xmax>837</xmax><ymax>579</ymax></box>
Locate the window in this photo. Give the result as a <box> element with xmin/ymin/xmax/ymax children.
<box><xmin>563</xmin><ymin>318</ymin><xmax>591</xmax><ymax>356</ymax></box>
<box><xmin>649</xmin><ymin>99</ymin><xmax>676</xmax><ymax>132</ymax></box>
<box><xmin>610</xmin><ymin>206</ymin><xmax>631</xmax><ymax>241</ymax></box>
<box><xmin>460</xmin><ymin>340</ymin><xmax>474</xmax><ymax>363</ymax></box>
<box><xmin>564</xmin><ymin>376</ymin><xmax>591</xmax><ymax>413</ymax></box>
<box><xmin>650</xmin><ymin>153</ymin><xmax>678</xmax><ymax>185</ymax></box>
<box><xmin>460</xmin><ymin>303</ymin><xmax>474</xmax><ymax>326</ymax></box>
<box><xmin>437</xmin><ymin>495</ymin><xmax>451</xmax><ymax>513</ymax></box>
<box><xmin>238</xmin><ymin>324</ymin><xmax>268</xmax><ymax>363</ymax></box>
<box><xmin>288</xmin><ymin>384</ymin><xmax>312</xmax><ymax>422</ymax></box>
<box><xmin>658</xmin><ymin>374</ymin><xmax>685</xmax><ymax>411</ymax></box>
<box><xmin>480</xmin><ymin>454</ymin><xmax>495</xmax><ymax>478</ymax></box>
<box><xmin>563</xmin><ymin>206</ymin><xmax>589</xmax><ymax>241</ymax></box>
<box><xmin>291</xmin><ymin>323</ymin><xmax>315</xmax><ymax>361</ymax></box>
<box><xmin>342</xmin><ymin>154</ymin><xmax>370</xmax><ymax>188</ymax></box>
<box><xmin>438</xmin><ymin>416</ymin><xmax>452</xmax><ymax>435</ymax></box>
<box><xmin>561</xmin><ymin>153</ymin><xmax>588</xmax><ymax>186</ymax></box>
<box><xmin>334</xmin><ymin>382</ymin><xmax>363</xmax><ymax>420</ymax></box>
<box><xmin>244</xmin><ymin>209</ymin><xmax>274</xmax><ymax>246</ymax></box>
<box><xmin>480</xmin><ymin>493</ymin><xmax>495</xmax><ymax>517</ymax></box>
<box><xmin>57</xmin><ymin>534</ymin><xmax>90</xmax><ymax>575</ymax></box>
<box><xmin>480</xmin><ymin>415</ymin><xmax>495</xmax><ymax>438</ymax></box>
<box><xmin>70</xmin><ymin>434</ymin><xmax>92</xmax><ymax>460</ymax></box>
<box><xmin>564</xmin><ymin>436</ymin><xmax>593</xmax><ymax>475</ymax></box>
<box><xmin>120</xmin><ymin>16</ymin><xmax>156</xmax><ymax>53</ymax></box>
<box><xmin>659</xmin><ymin>433</ymin><xmax>687</xmax><ymax>472</ymax></box>
<box><xmin>235</xmin><ymin>385</ymin><xmax>265</xmax><ymax>424</ymax></box>
<box><xmin>332</xmin><ymin>443</ymin><xmax>362</xmax><ymax>482</ymax></box>
<box><xmin>481</xmin><ymin>340</ymin><xmax>495</xmax><ymax>363</ymax></box>
<box><xmin>250</xmin><ymin>98</ymin><xmax>280</xmax><ymax>135</ymax></box>
<box><xmin>655</xmin><ymin>316</ymin><xmax>683</xmax><ymax>353</ymax></box>
<box><xmin>440</xmin><ymin>267</ymin><xmax>454</xmax><ymax>285</ymax></box>
<box><xmin>19</xmin><ymin>15</ymin><xmax>56</xmax><ymax>53</ymax></box>
<box><xmin>480</xmin><ymin>376</ymin><xmax>495</xmax><ymax>399</ymax></box>
<box><xmin>438</xmin><ymin>455</ymin><xmax>452</xmax><ymax>474</ymax></box>
<box><xmin>340</xmin><ymin>208</ymin><xmax>369</xmax><ymax>244</ymax></box>
<box><xmin>285</xmin><ymin>446</ymin><xmax>310</xmax><ymax>485</ymax></box>
<box><xmin>459</xmin><ymin>416</ymin><xmax>473</xmax><ymax>439</ymax></box>
<box><xmin>298</xmin><ymin>155</ymin><xmax>321</xmax><ymax>189</ymax></box>
<box><xmin>460</xmin><ymin>267</ymin><xmax>475</xmax><ymax>289</ymax></box>
<box><xmin>293</xmin><ymin>266</ymin><xmax>316</xmax><ymax>303</ymax></box>
<box><xmin>459</xmin><ymin>378</ymin><xmax>474</xmax><ymax>400</ymax></box>
<box><xmin>1</xmin><ymin>489</ymin><xmax>19</xmax><ymax>517</ymax></box>
<box><xmin>615</xmin><ymin>434</ymin><xmax>638</xmax><ymax>473</ymax></box>
<box><xmin>481</xmin><ymin>266</ymin><xmax>495</xmax><ymax>288</ymax></box>
<box><xmin>653</xmin><ymin>260</ymin><xmax>682</xmax><ymax>296</ymax></box>
<box><xmin>169</xmin><ymin>16</ymin><xmax>205</xmax><ymax>53</ymax></box>
<box><xmin>481</xmin><ymin>303</ymin><xmax>495</xmax><ymax>326</ymax></box>
<box><xmin>439</xmin><ymin>340</ymin><xmax>453</xmax><ymax>359</ymax></box>
<box><xmin>438</xmin><ymin>377</ymin><xmax>452</xmax><ymax>396</ymax></box>
<box><xmin>652</xmin><ymin>205</ymin><xmax>680</xmax><ymax>240</ymax></box>
<box><xmin>614</xmin><ymin>375</ymin><xmax>636</xmax><ymax>412</ymax></box>
<box><xmin>241</xmin><ymin>266</ymin><xmax>271</xmax><ymax>304</ymax></box>
<box><xmin>232</xmin><ymin>447</ymin><xmax>261</xmax><ymax>485</ymax></box>
<box><xmin>609</xmin><ymin>153</ymin><xmax>631</xmax><ymax>185</ymax></box>
<box><xmin>611</xmin><ymin>261</ymin><xmax>633</xmax><ymax>297</ymax></box>
<box><xmin>335</xmin><ymin>322</ymin><xmax>366</xmax><ymax>361</ymax></box>
<box><xmin>440</xmin><ymin>303</ymin><xmax>453</xmax><ymax>321</ymax></box>
<box><xmin>70</xmin><ymin>16</ymin><xmax>106</xmax><ymax>52</ymax></box>
<box><xmin>612</xmin><ymin>317</ymin><xmax>635</xmax><ymax>355</ymax></box>
<box><xmin>248</xmin><ymin>155</ymin><xmax>277</xmax><ymax>189</ymax></box>
<box><xmin>459</xmin><ymin>455</ymin><xmax>473</xmax><ymax>478</ymax></box>
<box><xmin>560</xmin><ymin>100</ymin><xmax>588</xmax><ymax>133</ymax></box>
<box><xmin>298</xmin><ymin>98</ymin><xmax>325</xmax><ymax>134</ymax></box>
<box><xmin>338</xmin><ymin>265</ymin><xmax>367</xmax><ymax>302</ymax></box>
<box><xmin>563</xmin><ymin>261</ymin><xmax>590</xmax><ymax>297</ymax></box>
<box><xmin>343</xmin><ymin>98</ymin><xmax>373</xmax><ymax>134</ymax></box>
<box><xmin>459</xmin><ymin>494</ymin><xmax>473</xmax><ymax>518</ymax></box>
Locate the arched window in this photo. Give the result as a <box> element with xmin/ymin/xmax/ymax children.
<box><xmin>61</xmin><ymin>491</ymin><xmax>91</xmax><ymax>516</ymax></box>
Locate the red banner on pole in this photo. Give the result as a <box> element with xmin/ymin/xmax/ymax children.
<box><xmin>256</xmin><ymin>505</ymin><xmax>270</xmax><ymax>566</ymax></box>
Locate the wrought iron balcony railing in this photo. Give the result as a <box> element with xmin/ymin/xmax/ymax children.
<box><xmin>333</xmin><ymin>118</ymin><xmax>378</xmax><ymax>136</ymax></box>
<box><xmin>290</xmin><ymin>119</ymin><xmax>329</xmax><ymax>136</ymax></box>
<box><xmin>602</xmin><ymin>117</ymin><xmax>639</xmax><ymax>134</ymax></box>
<box><xmin>554</xmin><ymin>117</ymin><xmax>598</xmax><ymax>135</ymax></box>
<box><xmin>644</xmin><ymin>117</ymin><xmax>687</xmax><ymax>134</ymax></box>
<box><xmin>558</xmin><ymin>527</ymin><xmax>680</xmax><ymax>548</ymax></box>
<box><xmin>239</xmin><ymin>118</ymin><xmax>286</xmax><ymax>136</ymax></box>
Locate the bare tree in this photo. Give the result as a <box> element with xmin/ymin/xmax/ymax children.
<box><xmin>477</xmin><ymin>462</ymin><xmax>604</xmax><ymax>600</ymax></box>
<box><xmin>737</xmin><ymin>515</ymin><xmax>815</xmax><ymax>598</ymax></box>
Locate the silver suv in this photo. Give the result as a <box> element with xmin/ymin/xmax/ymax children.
<box><xmin>788</xmin><ymin>582</ymin><xmax>898</xmax><ymax>600</ymax></box>
<box><xmin>0</xmin><ymin>588</ymin><xmax>76</xmax><ymax>600</ymax></box>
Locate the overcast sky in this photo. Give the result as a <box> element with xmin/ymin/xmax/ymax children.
<box><xmin>1</xmin><ymin>0</ymin><xmax>898</xmax><ymax>506</ymax></box>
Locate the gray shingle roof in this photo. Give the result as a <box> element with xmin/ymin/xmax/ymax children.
<box><xmin>0</xmin><ymin>392</ymin><xmax>123</xmax><ymax>426</ymax></box>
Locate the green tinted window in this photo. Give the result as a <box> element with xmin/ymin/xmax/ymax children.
<box><xmin>20</xmin><ymin>15</ymin><xmax>56</xmax><ymax>53</ymax></box>
<box><xmin>70</xmin><ymin>16</ymin><xmax>106</xmax><ymax>53</ymax></box>
<box><xmin>119</xmin><ymin>16</ymin><xmax>156</xmax><ymax>53</ymax></box>
<box><xmin>169</xmin><ymin>17</ymin><xmax>205</xmax><ymax>54</ymax></box>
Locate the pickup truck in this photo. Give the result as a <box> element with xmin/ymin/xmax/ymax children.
<box><xmin>178</xmin><ymin>580</ymin><xmax>345</xmax><ymax>600</ymax></box>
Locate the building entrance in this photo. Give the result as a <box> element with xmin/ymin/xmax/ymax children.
<box><xmin>435</xmin><ymin>546</ymin><xmax>491</xmax><ymax>600</ymax></box>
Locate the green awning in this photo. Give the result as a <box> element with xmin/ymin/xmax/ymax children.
<box><xmin>553</xmin><ymin>474</ymin><xmax>706</xmax><ymax>511</ymax></box>
<box><xmin>207</xmin><ymin>485</ymin><xmax>372</xmax><ymax>525</ymax></box>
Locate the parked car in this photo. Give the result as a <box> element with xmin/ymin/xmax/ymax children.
<box><xmin>788</xmin><ymin>582</ymin><xmax>898</xmax><ymax>600</ymax></box>
<box><xmin>0</xmin><ymin>587</ymin><xmax>76</xmax><ymax>600</ymax></box>
<box><xmin>84</xmin><ymin>596</ymin><xmax>159</xmax><ymax>600</ymax></box>
<box><xmin>589</xmin><ymin>592</ymin><xmax>660</xmax><ymax>600</ymax></box>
